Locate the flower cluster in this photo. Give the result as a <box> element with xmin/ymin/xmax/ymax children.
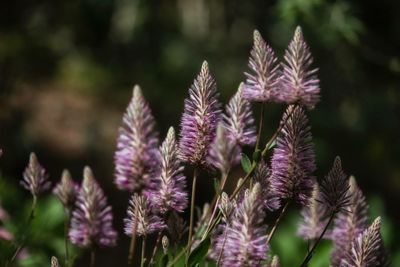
<box><xmin>21</xmin><ymin>153</ymin><xmax>50</xmax><ymax>197</ymax></box>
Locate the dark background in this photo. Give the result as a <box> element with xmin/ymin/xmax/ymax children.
<box><xmin>0</xmin><ymin>0</ymin><xmax>399</xmax><ymax>266</ymax></box>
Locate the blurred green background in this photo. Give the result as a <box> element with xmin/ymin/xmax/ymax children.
<box><xmin>0</xmin><ymin>0</ymin><xmax>399</xmax><ymax>266</ymax></box>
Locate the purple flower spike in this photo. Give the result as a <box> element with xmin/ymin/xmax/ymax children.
<box><xmin>253</xmin><ymin>160</ymin><xmax>280</xmax><ymax>211</ymax></box>
<box><xmin>179</xmin><ymin>61</ymin><xmax>222</xmax><ymax>167</ymax></box>
<box><xmin>280</xmin><ymin>26</ymin><xmax>320</xmax><ymax>109</ymax></box>
<box><xmin>341</xmin><ymin>217</ymin><xmax>386</xmax><ymax>267</ymax></box>
<box><xmin>244</xmin><ymin>30</ymin><xmax>280</xmax><ymax>102</ymax></box>
<box><xmin>148</xmin><ymin>127</ymin><xmax>188</xmax><ymax>214</ymax></box>
<box><xmin>223</xmin><ymin>83</ymin><xmax>257</xmax><ymax>146</ymax></box>
<box><xmin>270</xmin><ymin>105</ymin><xmax>316</xmax><ymax>205</ymax></box>
<box><xmin>208</xmin><ymin>123</ymin><xmax>241</xmax><ymax>175</ymax></box>
<box><xmin>69</xmin><ymin>167</ymin><xmax>117</xmax><ymax>248</ymax></box>
<box><xmin>114</xmin><ymin>85</ymin><xmax>159</xmax><ymax>191</ymax></box>
<box><xmin>222</xmin><ymin>183</ymin><xmax>268</xmax><ymax>267</ymax></box>
<box><xmin>124</xmin><ymin>194</ymin><xmax>165</xmax><ymax>236</ymax></box>
<box><xmin>21</xmin><ymin>152</ymin><xmax>50</xmax><ymax>196</ymax></box>
<box><xmin>53</xmin><ymin>169</ymin><xmax>79</xmax><ymax>213</ymax></box>
<box><xmin>330</xmin><ymin>176</ymin><xmax>369</xmax><ymax>266</ymax></box>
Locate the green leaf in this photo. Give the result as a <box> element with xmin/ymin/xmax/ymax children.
<box><xmin>188</xmin><ymin>237</ymin><xmax>211</xmax><ymax>267</ymax></box>
<box><xmin>252</xmin><ymin>149</ymin><xmax>262</xmax><ymax>163</ymax></box>
<box><xmin>213</xmin><ymin>178</ymin><xmax>220</xmax><ymax>194</ymax></box>
<box><xmin>240</xmin><ymin>154</ymin><xmax>252</xmax><ymax>173</ymax></box>
<box><xmin>266</xmin><ymin>140</ymin><xmax>276</xmax><ymax>151</ymax></box>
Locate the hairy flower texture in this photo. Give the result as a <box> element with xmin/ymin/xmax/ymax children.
<box><xmin>319</xmin><ymin>157</ymin><xmax>351</xmax><ymax>214</ymax></box>
<box><xmin>21</xmin><ymin>152</ymin><xmax>50</xmax><ymax>196</ymax></box>
<box><xmin>148</xmin><ymin>127</ymin><xmax>188</xmax><ymax>214</ymax></box>
<box><xmin>114</xmin><ymin>85</ymin><xmax>159</xmax><ymax>191</ymax></box>
<box><xmin>341</xmin><ymin>217</ymin><xmax>386</xmax><ymax>267</ymax></box>
<box><xmin>223</xmin><ymin>83</ymin><xmax>256</xmax><ymax>146</ymax></box>
<box><xmin>270</xmin><ymin>105</ymin><xmax>316</xmax><ymax>205</ymax></box>
<box><xmin>69</xmin><ymin>167</ymin><xmax>117</xmax><ymax>247</ymax></box>
<box><xmin>280</xmin><ymin>26</ymin><xmax>320</xmax><ymax>108</ymax></box>
<box><xmin>253</xmin><ymin>160</ymin><xmax>280</xmax><ymax>211</ymax></box>
<box><xmin>124</xmin><ymin>194</ymin><xmax>165</xmax><ymax>236</ymax></box>
<box><xmin>244</xmin><ymin>30</ymin><xmax>280</xmax><ymax>102</ymax></box>
<box><xmin>179</xmin><ymin>61</ymin><xmax>222</xmax><ymax>166</ymax></box>
<box><xmin>298</xmin><ymin>183</ymin><xmax>329</xmax><ymax>240</ymax></box>
<box><xmin>330</xmin><ymin>176</ymin><xmax>369</xmax><ymax>266</ymax></box>
<box><xmin>208</xmin><ymin>123</ymin><xmax>241</xmax><ymax>175</ymax></box>
<box><xmin>53</xmin><ymin>169</ymin><xmax>79</xmax><ymax>213</ymax></box>
<box><xmin>222</xmin><ymin>183</ymin><xmax>268</xmax><ymax>267</ymax></box>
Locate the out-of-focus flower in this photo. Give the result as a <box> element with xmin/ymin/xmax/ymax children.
<box><xmin>69</xmin><ymin>167</ymin><xmax>117</xmax><ymax>247</ymax></box>
<box><xmin>224</xmin><ymin>83</ymin><xmax>256</xmax><ymax>146</ymax></box>
<box><xmin>243</xmin><ymin>30</ymin><xmax>280</xmax><ymax>102</ymax></box>
<box><xmin>253</xmin><ymin>160</ymin><xmax>280</xmax><ymax>211</ymax></box>
<box><xmin>148</xmin><ymin>127</ymin><xmax>188</xmax><ymax>214</ymax></box>
<box><xmin>51</xmin><ymin>256</ymin><xmax>60</xmax><ymax>267</ymax></box>
<box><xmin>162</xmin><ymin>235</ymin><xmax>169</xmax><ymax>255</ymax></box>
<box><xmin>53</xmin><ymin>169</ymin><xmax>79</xmax><ymax>213</ymax></box>
<box><xmin>280</xmin><ymin>26</ymin><xmax>320</xmax><ymax>108</ymax></box>
<box><xmin>270</xmin><ymin>256</ymin><xmax>280</xmax><ymax>267</ymax></box>
<box><xmin>179</xmin><ymin>61</ymin><xmax>221</xmax><ymax>167</ymax></box>
<box><xmin>21</xmin><ymin>152</ymin><xmax>50</xmax><ymax>196</ymax></box>
<box><xmin>270</xmin><ymin>105</ymin><xmax>316</xmax><ymax>205</ymax></box>
<box><xmin>114</xmin><ymin>85</ymin><xmax>159</xmax><ymax>191</ymax></box>
<box><xmin>124</xmin><ymin>194</ymin><xmax>165</xmax><ymax>236</ymax></box>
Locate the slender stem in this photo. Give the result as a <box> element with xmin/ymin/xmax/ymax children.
<box><xmin>90</xmin><ymin>247</ymin><xmax>96</xmax><ymax>267</ymax></box>
<box><xmin>148</xmin><ymin>232</ymin><xmax>162</xmax><ymax>267</ymax></box>
<box><xmin>186</xmin><ymin>168</ymin><xmax>198</xmax><ymax>265</ymax></box>
<box><xmin>255</xmin><ymin>103</ymin><xmax>265</xmax><ymax>150</ymax></box>
<box><xmin>64</xmin><ymin>214</ymin><xmax>70</xmax><ymax>267</ymax></box>
<box><xmin>216</xmin><ymin>228</ymin><xmax>228</xmax><ymax>266</ymax></box>
<box><xmin>299</xmin><ymin>212</ymin><xmax>335</xmax><ymax>267</ymax></box>
<box><xmin>141</xmin><ymin>236</ymin><xmax>147</xmax><ymax>267</ymax></box>
<box><xmin>128</xmin><ymin>205</ymin><xmax>139</xmax><ymax>266</ymax></box>
<box><xmin>266</xmin><ymin>200</ymin><xmax>291</xmax><ymax>244</ymax></box>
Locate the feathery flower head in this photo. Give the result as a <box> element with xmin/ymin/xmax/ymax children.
<box><xmin>222</xmin><ymin>183</ymin><xmax>268</xmax><ymax>267</ymax></box>
<box><xmin>69</xmin><ymin>167</ymin><xmax>117</xmax><ymax>247</ymax></box>
<box><xmin>223</xmin><ymin>83</ymin><xmax>257</xmax><ymax>146</ymax></box>
<box><xmin>280</xmin><ymin>26</ymin><xmax>320</xmax><ymax>108</ymax></box>
<box><xmin>51</xmin><ymin>256</ymin><xmax>60</xmax><ymax>267</ymax></box>
<box><xmin>21</xmin><ymin>152</ymin><xmax>50</xmax><ymax>196</ymax></box>
<box><xmin>124</xmin><ymin>194</ymin><xmax>165</xmax><ymax>236</ymax></box>
<box><xmin>148</xmin><ymin>127</ymin><xmax>188</xmax><ymax>214</ymax></box>
<box><xmin>179</xmin><ymin>61</ymin><xmax>222</xmax><ymax>167</ymax></box>
<box><xmin>244</xmin><ymin>30</ymin><xmax>280</xmax><ymax>102</ymax></box>
<box><xmin>114</xmin><ymin>85</ymin><xmax>159</xmax><ymax>191</ymax></box>
<box><xmin>270</xmin><ymin>105</ymin><xmax>316</xmax><ymax>205</ymax></box>
<box><xmin>208</xmin><ymin>123</ymin><xmax>241</xmax><ymax>175</ymax></box>
<box><xmin>253</xmin><ymin>160</ymin><xmax>280</xmax><ymax>211</ymax></box>
<box><xmin>53</xmin><ymin>169</ymin><xmax>79</xmax><ymax>213</ymax></box>
<box><xmin>330</xmin><ymin>176</ymin><xmax>369</xmax><ymax>266</ymax></box>
<box><xmin>341</xmin><ymin>217</ymin><xmax>386</xmax><ymax>267</ymax></box>
<box><xmin>219</xmin><ymin>192</ymin><xmax>235</xmax><ymax>222</ymax></box>
<box><xmin>319</xmin><ymin>156</ymin><xmax>351</xmax><ymax>214</ymax></box>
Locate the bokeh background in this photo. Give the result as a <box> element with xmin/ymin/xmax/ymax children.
<box><xmin>0</xmin><ymin>0</ymin><xmax>399</xmax><ymax>266</ymax></box>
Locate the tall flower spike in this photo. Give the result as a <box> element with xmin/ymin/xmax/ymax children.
<box><xmin>297</xmin><ymin>183</ymin><xmax>329</xmax><ymax>240</ymax></box>
<box><xmin>244</xmin><ymin>30</ymin><xmax>280</xmax><ymax>102</ymax></box>
<box><xmin>21</xmin><ymin>152</ymin><xmax>50</xmax><ymax>196</ymax></box>
<box><xmin>208</xmin><ymin>123</ymin><xmax>241</xmax><ymax>175</ymax></box>
<box><xmin>148</xmin><ymin>127</ymin><xmax>188</xmax><ymax>214</ymax></box>
<box><xmin>270</xmin><ymin>105</ymin><xmax>316</xmax><ymax>205</ymax></box>
<box><xmin>222</xmin><ymin>183</ymin><xmax>268</xmax><ymax>267</ymax></box>
<box><xmin>69</xmin><ymin>167</ymin><xmax>117</xmax><ymax>247</ymax></box>
<box><xmin>179</xmin><ymin>61</ymin><xmax>222</xmax><ymax>167</ymax></box>
<box><xmin>330</xmin><ymin>176</ymin><xmax>369</xmax><ymax>266</ymax></box>
<box><xmin>319</xmin><ymin>157</ymin><xmax>351</xmax><ymax>214</ymax></box>
<box><xmin>280</xmin><ymin>26</ymin><xmax>320</xmax><ymax>108</ymax></box>
<box><xmin>53</xmin><ymin>169</ymin><xmax>79</xmax><ymax>213</ymax></box>
<box><xmin>341</xmin><ymin>217</ymin><xmax>386</xmax><ymax>267</ymax></box>
<box><xmin>253</xmin><ymin>160</ymin><xmax>280</xmax><ymax>211</ymax></box>
<box><xmin>223</xmin><ymin>83</ymin><xmax>257</xmax><ymax>146</ymax></box>
<box><xmin>124</xmin><ymin>194</ymin><xmax>165</xmax><ymax>236</ymax></box>
<box><xmin>114</xmin><ymin>85</ymin><xmax>159</xmax><ymax>191</ymax></box>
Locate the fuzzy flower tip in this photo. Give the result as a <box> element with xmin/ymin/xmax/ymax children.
<box><xmin>270</xmin><ymin>105</ymin><xmax>316</xmax><ymax>205</ymax></box>
<box><xmin>53</xmin><ymin>169</ymin><xmax>79</xmax><ymax>213</ymax></box>
<box><xmin>253</xmin><ymin>160</ymin><xmax>280</xmax><ymax>211</ymax></box>
<box><xmin>69</xmin><ymin>167</ymin><xmax>117</xmax><ymax>248</ymax></box>
<box><xmin>124</xmin><ymin>194</ymin><xmax>165</xmax><ymax>236</ymax></box>
<box><xmin>179</xmin><ymin>61</ymin><xmax>222</xmax><ymax>167</ymax></box>
<box><xmin>222</xmin><ymin>183</ymin><xmax>268</xmax><ymax>267</ymax></box>
<box><xmin>21</xmin><ymin>152</ymin><xmax>50</xmax><ymax>196</ymax></box>
<box><xmin>114</xmin><ymin>85</ymin><xmax>159</xmax><ymax>191</ymax></box>
<box><xmin>319</xmin><ymin>156</ymin><xmax>351</xmax><ymax>214</ymax></box>
<box><xmin>223</xmin><ymin>83</ymin><xmax>257</xmax><ymax>146</ymax></box>
<box><xmin>51</xmin><ymin>256</ymin><xmax>60</xmax><ymax>267</ymax></box>
<box><xmin>330</xmin><ymin>176</ymin><xmax>369</xmax><ymax>266</ymax></box>
<box><xmin>244</xmin><ymin>30</ymin><xmax>280</xmax><ymax>102</ymax></box>
<box><xmin>298</xmin><ymin>183</ymin><xmax>329</xmax><ymax>240</ymax></box>
<box><xmin>280</xmin><ymin>26</ymin><xmax>320</xmax><ymax>109</ymax></box>
<box><xmin>148</xmin><ymin>127</ymin><xmax>188</xmax><ymax>214</ymax></box>
<box><xmin>208</xmin><ymin>123</ymin><xmax>241</xmax><ymax>175</ymax></box>
<box><xmin>341</xmin><ymin>217</ymin><xmax>386</xmax><ymax>267</ymax></box>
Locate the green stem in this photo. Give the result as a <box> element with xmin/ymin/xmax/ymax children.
<box><xmin>266</xmin><ymin>200</ymin><xmax>290</xmax><ymax>244</ymax></box>
<box><xmin>255</xmin><ymin>103</ymin><xmax>265</xmax><ymax>150</ymax></box>
<box><xmin>141</xmin><ymin>236</ymin><xmax>147</xmax><ymax>267</ymax></box>
<box><xmin>216</xmin><ymin>228</ymin><xmax>228</xmax><ymax>266</ymax></box>
<box><xmin>90</xmin><ymin>247</ymin><xmax>96</xmax><ymax>267</ymax></box>
<box><xmin>64</xmin><ymin>214</ymin><xmax>70</xmax><ymax>267</ymax></box>
<box><xmin>186</xmin><ymin>168</ymin><xmax>198</xmax><ymax>265</ymax></box>
<box><xmin>128</xmin><ymin>205</ymin><xmax>139</xmax><ymax>266</ymax></box>
<box><xmin>148</xmin><ymin>232</ymin><xmax>162</xmax><ymax>267</ymax></box>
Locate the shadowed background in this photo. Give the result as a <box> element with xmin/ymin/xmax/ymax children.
<box><xmin>0</xmin><ymin>0</ymin><xmax>399</xmax><ymax>266</ymax></box>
